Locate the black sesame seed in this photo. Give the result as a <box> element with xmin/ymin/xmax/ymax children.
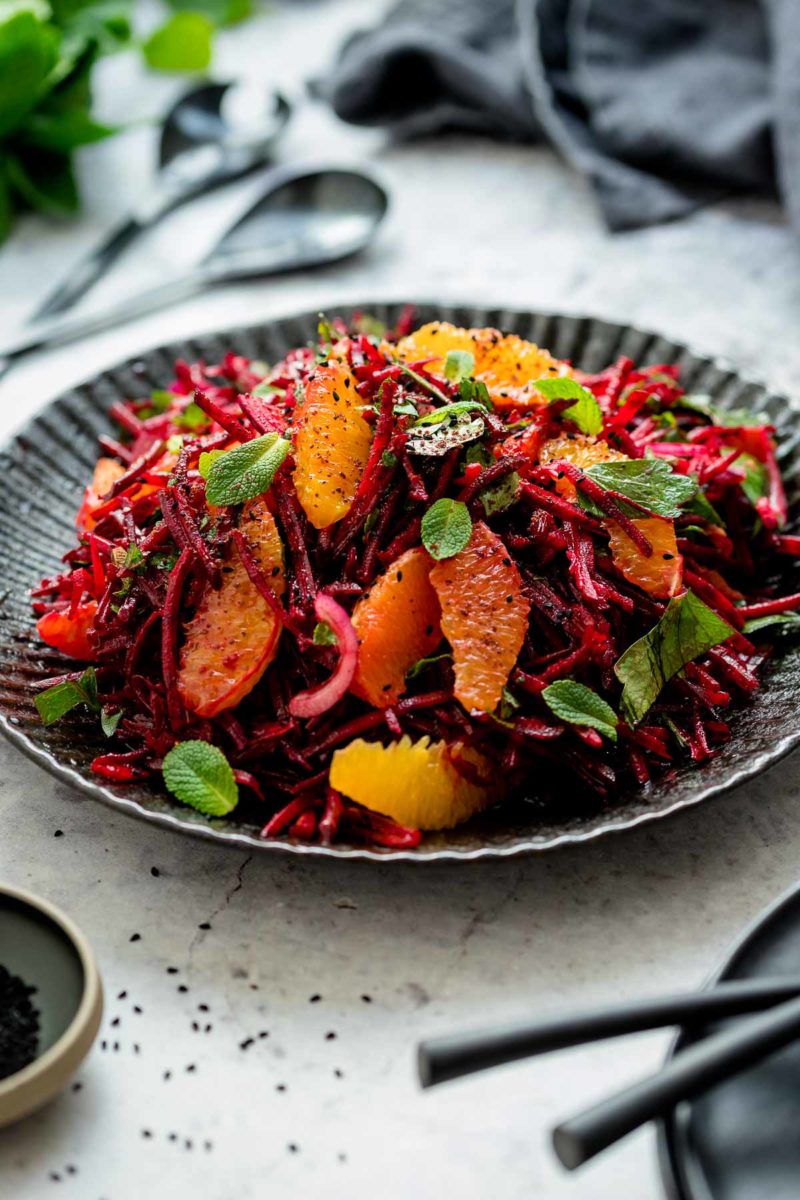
<box><xmin>54</xmin><ymin>830</ymin><xmax>63</xmax><ymax>838</ymax></box>
<box><xmin>117</xmin><ymin>991</ymin><xmax>127</xmax><ymax>1001</ymax></box>
<box><xmin>150</xmin><ymin>867</ymin><xmax>160</xmax><ymax>877</ymax></box>
<box><xmin>309</xmin><ymin>994</ymin><xmax>322</xmax><ymax>1003</ymax></box>
<box><xmin>198</xmin><ymin>922</ymin><xmax>211</xmax><ymax>931</ymax></box>
<box><xmin>178</xmin><ymin>985</ymin><xmax>188</xmax><ymax>994</ymax></box>
<box><xmin>129</xmin><ymin>933</ymin><xmax>141</xmax><ymax>943</ymax></box>
<box><xmin>166</xmin><ymin>967</ymin><xmax>179</xmax><ymax>975</ymax></box>
<box><xmin>186</xmin><ymin>1063</ymin><xmax>196</xmax><ymax>1073</ymax></box>
<box><xmin>325</xmin><ymin>1031</ymin><xmax>337</xmax><ymax>1040</ymax></box>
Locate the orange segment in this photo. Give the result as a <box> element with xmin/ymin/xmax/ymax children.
<box><xmin>37</xmin><ymin>601</ymin><xmax>98</xmax><ymax>660</ymax></box>
<box><xmin>351</xmin><ymin>547</ymin><xmax>441</xmax><ymax>707</ymax></box>
<box><xmin>293</xmin><ymin>361</ymin><xmax>372</xmax><ymax>529</ymax></box>
<box><xmin>329</xmin><ymin>735</ymin><xmax>496</xmax><ymax>830</ymax></box>
<box><xmin>429</xmin><ymin>522</ymin><xmax>530</xmax><ymax>713</ymax></box>
<box><xmin>538</xmin><ymin>434</ymin><xmax>628</xmax><ymax>499</ymax></box>
<box><xmin>178</xmin><ymin>499</ymin><xmax>285</xmax><ymax>718</ymax></box>
<box><xmin>607</xmin><ymin>518</ymin><xmax>683</xmax><ymax>599</ymax></box>
<box><xmin>393</xmin><ymin>321</ymin><xmax>572</xmax><ymax>408</ymax></box>
<box><xmin>77</xmin><ymin>458</ymin><xmax>126</xmax><ymax>531</ymax></box>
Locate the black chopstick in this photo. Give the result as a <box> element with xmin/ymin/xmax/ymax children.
<box><xmin>417</xmin><ymin>978</ymin><xmax>800</xmax><ymax>1088</ymax></box>
<box><xmin>553</xmin><ymin>991</ymin><xmax>800</xmax><ymax>1169</ymax></box>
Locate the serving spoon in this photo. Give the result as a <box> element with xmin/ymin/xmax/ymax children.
<box><xmin>31</xmin><ymin>82</ymin><xmax>292</xmax><ymax>321</ymax></box>
<box><xmin>0</xmin><ymin>165</ymin><xmax>388</xmax><ymax>375</ymax></box>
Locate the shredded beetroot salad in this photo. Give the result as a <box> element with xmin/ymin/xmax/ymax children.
<box><xmin>31</xmin><ymin>311</ymin><xmax>800</xmax><ymax>847</ymax></box>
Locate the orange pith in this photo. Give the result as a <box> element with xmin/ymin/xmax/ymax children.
<box><xmin>77</xmin><ymin>457</ymin><xmax>126</xmax><ymax>531</ymax></box>
<box><xmin>329</xmin><ymin>735</ymin><xmax>496</xmax><ymax>830</ymax></box>
<box><xmin>292</xmin><ymin>360</ymin><xmax>373</xmax><ymax>529</ymax></box>
<box><xmin>429</xmin><ymin>521</ymin><xmax>530</xmax><ymax>713</ymax></box>
<box><xmin>607</xmin><ymin>518</ymin><xmax>683</xmax><ymax>599</ymax></box>
<box><xmin>394</xmin><ymin>321</ymin><xmax>573</xmax><ymax>408</ymax></box>
<box><xmin>178</xmin><ymin>499</ymin><xmax>285</xmax><ymax>718</ymax></box>
<box><xmin>37</xmin><ymin>601</ymin><xmax>98</xmax><ymax>660</ymax></box>
<box><xmin>350</xmin><ymin>546</ymin><xmax>442</xmax><ymax>707</ymax></box>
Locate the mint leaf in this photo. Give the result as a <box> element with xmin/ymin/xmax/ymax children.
<box><xmin>533</xmin><ymin>377</ymin><xmax>603</xmax><ymax>436</ymax></box>
<box><xmin>312</xmin><ymin>620</ymin><xmax>337</xmax><ymax>646</ymax></box>
<box><xmin>166</xmin><ymin>434</ymin><xmax>184</xmax><ymax>454</ymax></box>
<box><xmin>406</xmin><ymin>414</ymin><xmax>485</xmax><ymax>457</ymax></box>
<box><xmin>205</xmin><ymin>433</ymin><xmax>289</xmax><ymax>506</ymax></box>
<box><xmin>251</xmin><ymin>380</ymin><xmax>282</xmax><ymax>398</ymax></box>
<box><xmin>542</xmin><ymin>680</ymin><xmax>618</xmax><ymax>743</ymax></box>
<box><xmin>400</xmin><ymin>365</ymin><xmax>449</xmax><ymax>404</ymax></box>
<box><xmin>585</xmin><ymin>458</ymin><xmax>697</xmax><ymax>518</ymax></box>
<box><xmin>35</xmin><ymin>666</ymin><xmax>99</xmax><ymax>726</ymax></box>
<box><xmin>684</xmin><ymin>488</ymin><xmax>724</xmax><ymax>527</ymax></box>
<box><xmin>413</xmin><ymin>400</ymin><xmax>488</xmax><ymax>426</ymax></box>
<box><xmin>162</xmin><ymin>741</ymin><xmax>238</xmax><ymax>817</ymax></box>
<box><xmin>406</xmin><ymin>650</ymin><xmax>451</xmax><ymax>680</ymax></box>
<box><xmin>174</xmin><ymin>401</ymin><xmax>209</xmax><ymax>431</ymax></box>
<box><xmin>100</xmin><ymin>706</ymin><xmax>123</xmax><ymax>738</ymax></box>
<box><xmin>139</xmin><ymin>390</ymin><xmax>174</xmax><ymax>419</ymax></box>
<box><xmin>444</xmin><ymin>350</ymin><xmax>475</xmax><ymax>384</ymax></box>
<box><xmin>380</xmin><ymin>450</ymin><xmax>398</xmax><ymax>469</ymax></box>
<box><xmin>198</xmin><ymin>449</ymin><xmax>223</xmax><ymax>480</ymax></box>
<box><xmin>743</xmin><ymin>611</ymin><xmax>800</xmax><ymax>635</ymax></box>
<box><xmin>422</xmin><ymin>499</ymin><xmax>472</xmax><ymax>559</ymax></box>
<box><xmin>480</xmin><ymin>470</ymin><xmax>521</xmax><ymax>517</ymax></box>
<box><xmin>421</xmin><ymin>499</ymin><xmax>472</xmax><ymax>560</ymax></box>
<box><xmin>353</xmin><ymin>313</ymin><xmax>386</xmax><ymax>338</ymax></box>
<box><xmin>614</xmin><ymin>591</ymin><xmax>735</xmax><ymax>724</ymax></box>
<box><xmin>739</xmin><ymin>457</ymin><xmax>769</xmax><ymax>507</ymax></box>
<box><xmin>143</xmin><ymin>13</ymin><xmax>213</xmax><ymax>72</ymax></box>
<box><xmin>458</xmin><ymin>378</ymin><xmax>492</xmax><ymax>409</ymax></box>
<box><xmin>676</xmin><ymin>393</ymin><xmax>767</xmax><ymax>428</ymax></box>
<box><xmin>123</xmin><ymin>543</ymin><xmax>145</xmax><ymax>571</ymax></box>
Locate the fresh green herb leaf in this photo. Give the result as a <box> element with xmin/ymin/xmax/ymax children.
<box><xmin>584</xmin><ymin>457</ymin><xmax>698</xmax><ymax>518</ymax></box>
<box><xmin>406</xmin><ymin>650</ymin><xmax>451</xmax><ymax>680</ymax></box>
<box><xmin>151</xmin><ymin>551</ymin><xmax>178</xmax><ymax>573</ymax></box>
<box><xmin>400</xmin><ymin>365</ymin><xmax>449</xmax><ymax>404</ymax></box>
<box><xmin>458</xmin><ymin>378</ymin><xmax>492</xmax><ymax>409</ymax></box>
<box><xmin>743</xmin><ymin>611</ymin><xmax>800</xmax><ymax>635</ymax></box>
<box><xmin>251</xmin><ymin>380</ymin><xmax>282</xmax><ymax>398</ymax></box>
<box><xmin>205</xmin><ymin>433</ymin><xmax>290</xmax><ymax>506</ymax></box>
<box><xmin>614</xmin><ymin>591</ymin><xmax>735</xmax><ymax>724</ymax></box>
<box><xmin>353</xmin><ymin>313</ymin><xmax>386</xmax><ymax>339</ymax></box>
<box><xmin>740</xmin><ymin>457</ymin><xmax>769</xmax><ymax>507</ymax></box>
<box><xmin>479</xmin><ymin>471</ymin><xmax>521</xmax><ymax>517</ymax></box>
<box><xmin>35</xmin><ymin>666</ymin><xmax>99</xmax><ymax>726</ymax></box>
<box><xmin>393</xmin><ymin>399</ymin><xmax>419</xmax><ymax>418</ymax></box>
<box><xmin>407</xmin><ymin>415</ymin><xmax>485</xmax><ymax>457</ymax></box>
<box><xmin>676</xmin><ymin>393</ymin><xmax>767</xmax><ymax>428</ymax></box>
<box><xmin>541</xmin><ymin>680</ymin><xmax>618</xmax><ymax>743</ymax></box>
<box><xmin>198</xmin><ymin>449</ymin><xmax>224</xmax><ymax>480</ymax></box>
<box><xmin>317</xmin><ymin>312</ymin><xmax>335</xmax><ymax>356</ymax></box>
<box><xmin>137</xmin><ymin>390</ymin><xmax>174</xmax><ymax>419</ymax></box>
<box><xmin>162</xmin><ymin>740</ymin><xmax>238</xmax><ymax>817</ymax></box>
<box><xmin>533</xmin><ymin>377</ymin><xmax>603</xmax><ymax>437</ymax></box>
<box><xmin>142</xmin><ymin>12</ymin><xmax>213</xmax><ymax>72</ymax></box>
<box><xmin>413</xmin><ymin>399</ymin><xmax>488</xmax><ymax>426</ymax></box>
<box><xmin>499</xmin><ymin>686</ymin><xmax>520</xmax><ymax>721</ymax></box>
<box><xmin>380</xmin><ymin>450</ymin><xmax>398</xmax><ymax>469</ymax></box>
<box><xmin>173</xmin><ymin>401</ymin><xmax>209</xmax><ymax>431</ymax></box>
<box><xmin>123</xmin><ymin>543</ymin><xmax>145</xmax><ymax>571</ymax></box>
<box><xmin>100</xmin><ymin>706</ymin><xmax>123</xmax><ymax>737</ymax></box>
<box><xmin>684</xmin><ymin>488</ymin><xmax>724</xmax><ymax>527</ymax></box>
<box><xmin>166</xmin><ymin>434</ymin><xmax>183</xmax><ymax>454</ymax></box>
<box><xmin>312</xmin><ymin>621</ymin><xmax>337</xmax><ymax>646</ymax></box>
<box><xmin>444</xmin><ymin>349</ymin><xmax>475</xmax><ymax>384</ymax></box>
<box><xmin>421</xmin><ymin>498</ymin><xmax>472</xmax><ymax>560</ymax></box>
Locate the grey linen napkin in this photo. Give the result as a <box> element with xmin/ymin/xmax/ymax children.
<box><xmin>320</xmin><ymin>0</ymin><xmax>797</xmax><ymax>232</ymax></box>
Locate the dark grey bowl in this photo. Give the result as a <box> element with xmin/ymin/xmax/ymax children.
<box><xmin>1</xmin><ymin>302</ymin><xmax>799</xmax><ymax>861</ymax></box>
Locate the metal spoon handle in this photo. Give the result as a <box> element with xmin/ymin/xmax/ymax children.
<box><xmin>31</xmin><ymin>217</ymin><xmax>148</xmax><ymax>322</ymax></box>
<box><xmin>0</xmin><ymin>271</ymin><xmax>209</xmax><ymax>370</ymax></box>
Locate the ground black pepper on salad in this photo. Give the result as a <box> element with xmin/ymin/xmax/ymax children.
<box><xmin>31</xmin><ymin>311</ymin><xmax>800</xmax><ymax>846</ymax></box>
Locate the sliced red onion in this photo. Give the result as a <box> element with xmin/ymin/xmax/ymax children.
<box><xmin>288</xmin><ymin>593</ymin><xmax>359</xmax><ymax>719</ymax></box>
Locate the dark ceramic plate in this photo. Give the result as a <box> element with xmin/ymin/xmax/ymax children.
<box><xmin>659</xmin><ymin>882</ymin><xmax>800</xmax><ymax>1200</ymax></box>
<box><xmin>1</xmin><ymin>302</ymin><xmax>800</xmax><ymax>861</ymax></box>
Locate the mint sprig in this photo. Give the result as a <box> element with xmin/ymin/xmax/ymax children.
<box><xmin>35</xmin><ymin>667</ymin><xmax>99</xmax><ymax>726</ymax></box>
<box><xmin>542</xmin><ymin>680</ymin><xmax>618</xmax><ymax>743</ymax></box>
<box><xmin>583</xmin><ymin>458</ymin><xmax>697</xmax><ymax>518</ymax></box>
<box><xmin>614</xmin><ymin>591</ymin><xmax>735</xmax><ymax>724</ymax></box>
<box><xmin>162</xmin><ymin>741</ymin><xmax>239</xmax><ymax>817</ymax></box>
<box><xmin>444</xmin><ymin>350</ymin><xmax>475</xmax><ymax>384</ymax></box>
<box><xmin>205</xmin><ymin>433</ymin><xmax>289</xmax><ymax>506</ymax></box>
<box><xmin>421</xmin><ymin>498</ymin><xmax>472</xmax><ymax>560</ymax></box>
<box><xmin>533</xmin><ymin>377</ymin><xmax>603</xmax><ymax>437</ymax></box>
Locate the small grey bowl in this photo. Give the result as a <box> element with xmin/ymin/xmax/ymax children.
<box><xmin>0</xmin><ymin>885</ymin><xmax>102</xmax><ymax>1128</ymax></box>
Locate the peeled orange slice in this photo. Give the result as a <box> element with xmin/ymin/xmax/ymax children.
<box><xmin>350</xmin><ymin>546</ymin><xmax>441</xmax><ymax>707</ymax></box>
<box><xmin>329</xmin><ymin>734</ymin><xmax>496</xmax><ymax>830</ymax></box>
<box><xmin>607</xmin><ymin>517</ymin><xmax>683</xmax><ymax>599</ymax></box>
<box><xmin>178</xmin><ymin>499</ymin><xmax>285</xmax><ymax>717</ymax></box>
<box><xmin>538</xmin><ymin>434</ymin><xmax>628</xmax><ymax>499</ymax></box>
<box><xmin>429</xmin><ymin>522</ymin><xmax>529</xmax><ymax>713</ymax></box>
<box><xmin>394</xmin><ymin>321</ymin><xmax>572</xmax><ymax>408</ymax></box>
<box><xmin>293</xmin><ymin>361</ymin><xmax>372</xmax><ymax>529</ymax></box>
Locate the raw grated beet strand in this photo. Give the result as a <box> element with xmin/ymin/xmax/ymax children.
<box><xmin>29</xmin><ymin>316</ymin><xmax>800</xmax><ymax>847</ymax></box>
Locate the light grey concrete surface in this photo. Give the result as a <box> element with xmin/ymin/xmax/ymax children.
<box><xmin>1</xmin><ymin>3</ymin><xmax>800</xmax><ymax>1197</ymax></box>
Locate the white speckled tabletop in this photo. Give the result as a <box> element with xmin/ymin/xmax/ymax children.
<box><xmin>2</xmin><ymin>3</ymin><xmax>800</xmax><ymax>1197</ymax></box>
